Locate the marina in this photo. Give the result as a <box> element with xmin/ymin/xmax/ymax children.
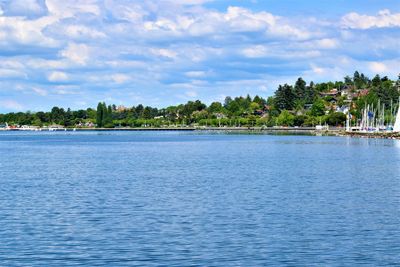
<box><xmin>343</xmin><ymin>98</ymin><xmax>400</xmax><ymax>138</ymax></box>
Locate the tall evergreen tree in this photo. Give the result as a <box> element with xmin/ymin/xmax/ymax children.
<box><xmin>224</xmin><ymin>96</ymin><xmax>233</xmax><ymax>108</ymax></box>
<box><xmin>64</xmin><ymin>108</ymin><xmax>73</xmax><ymax>127</ymax></box>
<box><xmin>371</xmin><ymin>74</ymin><xmax>381</xmax><ymax>87</ymax></box>
<box><xmin>253</xmin><ymin>95</ymin><xmax>266</xmax><ymax>106</ymax></box>
<box><xmin>96</xmin><ymin>102</ymin><xmax>104</xmax><ymax>127</ymax></box>
<box><xmin>102</xmin><ymin>103</ymin><xmax>109</xmax><ymax>127</ymax></box>
<box><xmin>274</xmin><ymin>84</ymin><xmax>296</xmax><ymax>110</ymax></box>
<box><xmin>294</xmin><ymin>77</ymin><xmax>306</xmax><ymax>99</ymax></box>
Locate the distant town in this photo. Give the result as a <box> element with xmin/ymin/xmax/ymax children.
<box><xmin>1</xmin><ymin>72</ymin><xmax>400</xmax><ymax>132</ymax></box>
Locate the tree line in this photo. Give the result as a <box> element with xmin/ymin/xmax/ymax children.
<box><xmin>1</xmin><ymin>71</ymin><xmax>399</xmax><ymax>128</ymax></box>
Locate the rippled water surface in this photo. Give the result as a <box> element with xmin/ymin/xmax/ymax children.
<box><xmin>0</xmin><ymin>131</ymin><xmax>400</xmax><ymax>266</ymax></box>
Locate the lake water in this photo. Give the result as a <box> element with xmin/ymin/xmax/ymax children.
<box><xmin>0</xmin><ymin>131</ymin><xmax>399</xmax><ymax>266</ymax></box>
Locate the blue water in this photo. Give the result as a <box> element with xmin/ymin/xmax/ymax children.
<box><xmin>0</xmin><ymin>131</ymin><xmax>399</xmax><ymax>266</ymax></box>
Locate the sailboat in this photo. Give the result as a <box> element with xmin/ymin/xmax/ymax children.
<box><xmin>393</xmin><ymin>100</ymin><xmax>400</xmax><ymax>132</ymax></box>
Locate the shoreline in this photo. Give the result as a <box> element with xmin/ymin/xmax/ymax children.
<box><xmin>0</xmin><ymin>126</ymin><xmax>338</xmax><ymax>133</ymax></box>
<box><xmin>0</xmin><ymin>126</ymin><xmax>339</xmax><ymax>137</ymax></box>
<box><xmin>2</xmin><ymin>127</ymin><xmax>400</xmax><ymax>139</ymax></box>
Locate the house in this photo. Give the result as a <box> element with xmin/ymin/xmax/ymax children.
<box><xmin>85</xmin><ymin>121</ymin><xmax>95</xmax><ymax>127</ymax></box>
<box><xmin>77</xmin><ymin>121</ymin><xmax>94</xmax><ymax>127</ymax></box>
<box><xmin>345</xmin><ymin>92</ymin><xmax>358</xmax><ymax>101</ymax></box>
<box><xmin>215</xmin><ymin>113</ymin><xmax>226</xmax><ymax>119</ymax></box>
<box><xmin>116</xmin><ymin>105</ymin><xmax>128</xmax><ymax>112</ymax></box>
<box><xmin>339</xmin><ymin>85</ymin><xmax>352</xmax><ymax>95</ymax></box>
<box><xmin>357</xmin><ymin>89</ymin><xmax>369</xmax><ymax>97</ymax></box>
<box><xmin>264</xmin><ymin>105</ymin><xmax>272</xmax><ymax>111</ymax></box>
<box><xmin>320</xmin><ymin>88</ymin><xmax>339</xmax><ymax>97</ymax></box>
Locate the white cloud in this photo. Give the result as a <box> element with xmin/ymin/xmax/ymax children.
<box><xmin>342</xmin><ymin>9</ymin><xmax>400</xmax><ymax>29</ymax></box>
<box><xmin>32</xmin><ymin>87</ymin><xmax>48</xmax><ymax>96</ymax></box>
<box><xmin>185</xmin><ymin>71</ymin><xmax>207</xmax><ymax>78</ymax></box>
<box><xmin>111</xmin><ymin>74</ymin><xmax>131</xmax><ymax>84</ymax></box>
<box><xmin>301</xmin><ymin>64</ymin><xmax>347</xmax><ymax>82</ymax></box>
<box><xmin>225</xmin><ymin>7</ymin><xmax>311</xmax><ymax>39</ymax></box>
<box><xmin>26</xmin><ymin>59</ymin><xmax>69</xmax><ymax>70</ymax></box>
<box><xmin>311</xmin><ymin>65</ymin><xmax>326</xmax><ymax>74</ymax></box>
<box><xmin>60</xmin><ymin>43</ymin><xmax>90</xmax><ymax>65</ymax></box>
<box><xmin>295</xmin><ymin>38</ymin><xmax>339</xmax><ymax>51</ymax></box>
<box><xmin>368</xmin><ymin>59</ymin><xmax>400</xmax><ymax>77</ymax></box>
<box><xmin>242</xmin><ymin>45</ymin><xmax>268</xmax><ymax>58</ymax></box>
<box><xmin>45</xmin><ymin>0</ymin><xmax>101</xmax><ymax>19</ymax></box>
<box><xmin>104</xmin><ymin>1</ymin><xmax>147</xmax><ymax>22</ymax></box>
<box><xmin>224</xmin><ymin>6</ymin><xmax>275</xmax><ymax>32</ymax></box>
<box><xmin>151</xmin><ymin>48</ymin><xmax>177</xmax><ymax>59</ymax></box>
<box><xmin>64</xmin><ymin>25</ymin><xmax>106</xmax><ymax>39</ymax></box>
<box><xmin>0</xmin><ymin>59</ymin><xmax>25</xmax><ymax>69</ymax></box>
<box><xmin>48</xmin><ymin>71</ymin><xmax>69</xmax><ymax>82</ymax></box>
<box><xmin>0</xmin><ymin>16</ymin><xmax>58</xmax><ymax>47</ymax></box>
<box><xmin>143</xmin><ymin>6</ymin><xmax>312</xmax><ymax>40</ymax></box>
<box><xmin>86</xmin><ymin>73</ymin><xmax>132</xmax><ymax>84</ymax></box>
<box><xmin>0</xmin><ymin>69</ymin><xmax>27</xmax><ymax>78</ymax></box>
<box><xmin>53</xmin><ymin>85</ymin><xmax>79</xmax><ymax>95</ymax></box>
<box><xmin>314</xmin><ymin>38</ymin><xmax>339</xmax><ymax>49</ymax></box>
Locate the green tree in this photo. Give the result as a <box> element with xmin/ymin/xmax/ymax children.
<box><xmin>310</xmin><ymin>98</ymin><xmax>325</xmax><ymax>116</ymax></box>
<box><xmin>226</xmin><ymin>100</ymin><xmax>242</xmax><ymax>116</ymax></box>
<box><xmin>247</xmin><ymin>115</ymin><xmax>257</xmax><ymax>126</ymax></box>
<box><xmin>224</xmin><ymin>96</ymin><xmax>232</xmax><ymax>108</ymax></box>
<box><xmin>274</xmin><ymin>84</ymin><xmax>296</xmax><ymax>111</ymax></box>
<box><xmin>64</xmin><ymin>108</ymin><xmax>74</xmax><ymax>127</ymax></box>
<box><xmin>294</xmin><ymin>77</ymin><xmax>306</xmax><ymax>99</ymax></box>
<box><xmin>50</xmin><ymin>106</ymin><xmax>65</xmax><ymax>125</ymax></box>
<box><xmin>327</xmin><ymin>112</ymin><xmax>346</xmax><ymax>126</ymax></box>
<box><xmin>293</xmin><ymin>115</ymin><xmax>307</xmax><ymax>126</ymax></box>
<box><xmin>372</xmin><ymin>80</ymin><xmax>399</xmax><ymax>107</ymax></box>
<box><xmin>353</xmin><ymin>71</ymin><xmax>369</xmax><ymax>89</ymax></box>
<box><xmin>253</xmin><ymin>95</ymin><xmax>266</xmax><ymax>106</ymax></box>
<box><xmin>98</xmin><ymin>103</ymin><xmax>104</xmax><ymax>127</ymax></box>
<box><xmin>96</xmin><ymin>102</ymin><xmax>106</xmax><ymax>127</ymax></box>
<box><xmin>371</xmin><ymin>74</ymin><xmax>381</xmax><ymax>87</ymax></box>
<box><xmin>136</xmin><ymin>104</ymin><xmax>144</xmax><ymax>118</ymax></box>
<box><xmin>208</xmin><ymin>102</ymin><xmax>224</xmax><ymax>114</ymax></box>
<box><xmin>344</xmin><ymin>75</ymin><xmax>352</xmax><ymax>85</ymax></box>
<box><xmin>102</xmin><ymin>104</ymin><xmax>114</xmax><ymax>128</ymax></box>
<box><xmin>276</xmin><ymin>110</ymin><xmax>294</xmax><ymax>126</ymax></box>
<box><xmin>249</xmin><ymin>102</ymin><xmax>261</xmax><ymax>113</ymax></box>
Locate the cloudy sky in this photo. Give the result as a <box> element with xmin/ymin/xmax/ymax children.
<box><xmin>0</xmin><ymin>0</ymin><xmax>399</xmax><ymax>112</ymax></box>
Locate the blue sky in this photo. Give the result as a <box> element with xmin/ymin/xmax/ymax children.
<box><xmin>0</xmin><ymin>0</ymin><xmax>399</xmax><ymax>112</ymax></box>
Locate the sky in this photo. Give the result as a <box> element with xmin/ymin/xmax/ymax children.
<box><xmin>0</xmin><ymin>0</ymin><xmax>399</xmax><ymax>112</ymax></box>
